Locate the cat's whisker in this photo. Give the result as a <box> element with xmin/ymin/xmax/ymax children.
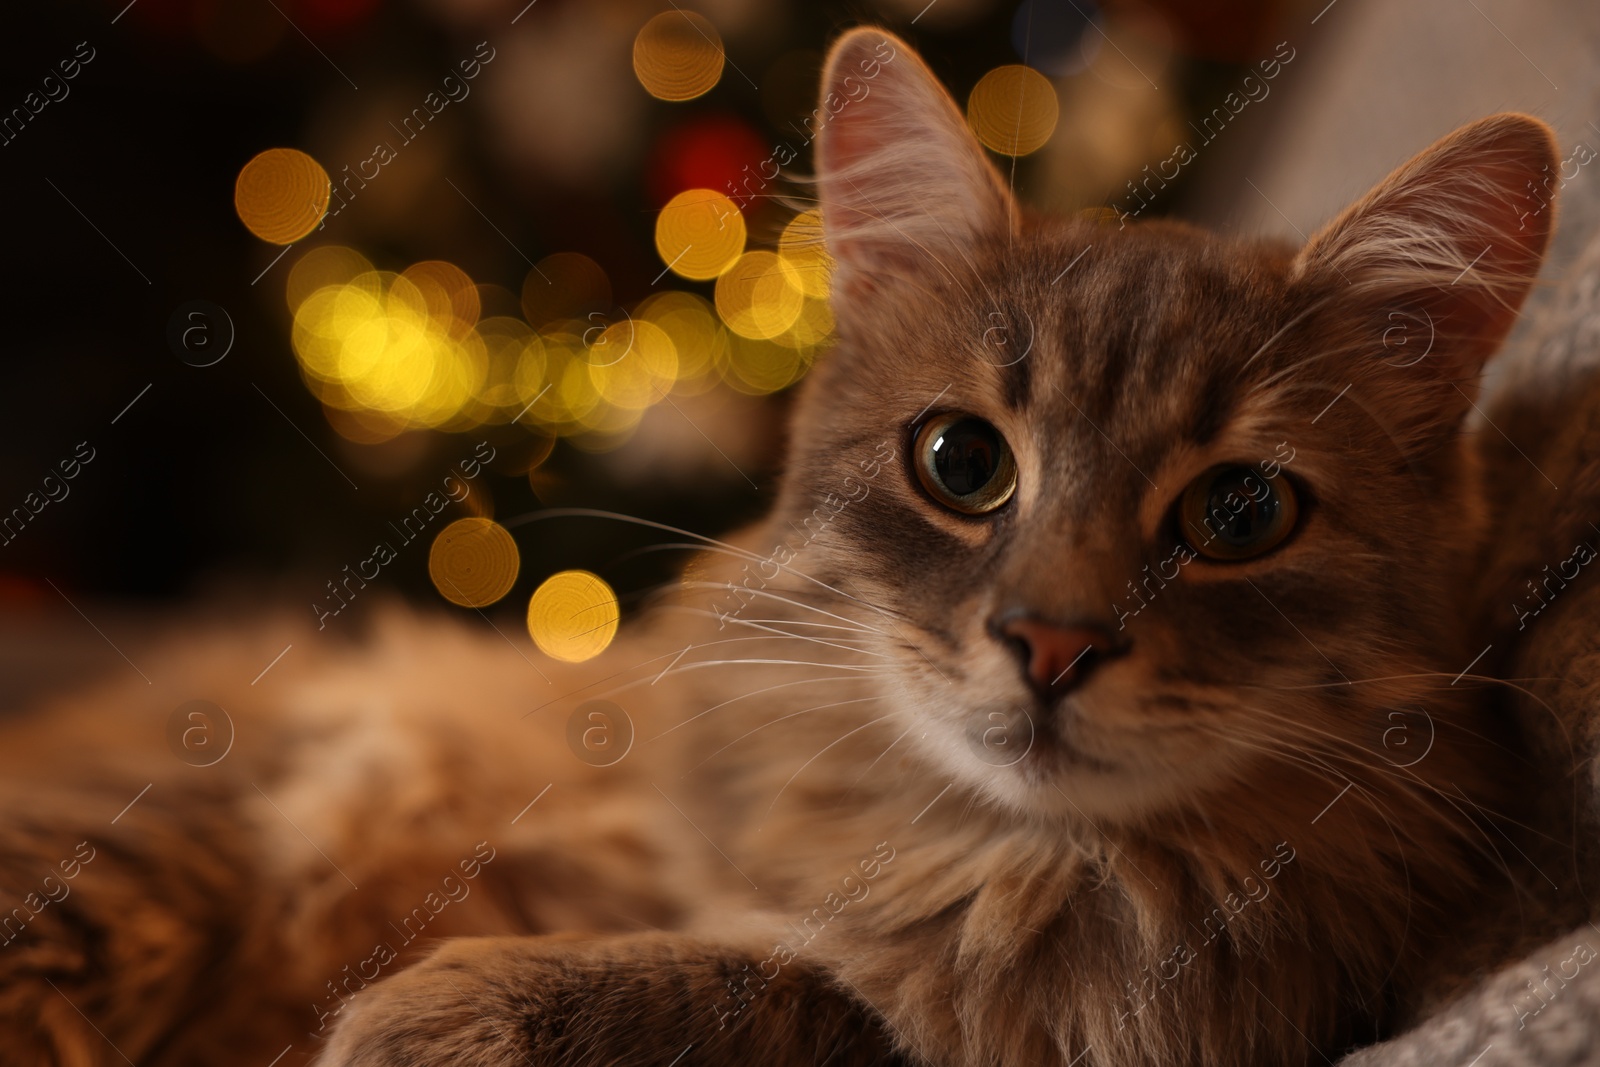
<box><xmin>685</xmin><ymin>694</ymin><xmax>887</xmax><ymax>774</ymax></box>
<box><xmin>653</xmin><ymin>608</ymin><xmax>887</xmax><ymax>660</ymax></box>
<box><xmin>506</xmin><ymin>509</ymin><xmax>897</xmax><ymax>624</ymax></box>
<box><xmin>1222</xmin><ymin>711</ymin><xmax>1525</xmax><ymax>889</ymax></box>
<box><xmin>841</xmin><ymin>722</ymin><xmax>914</xmax><ymax>800</ymax></box>
<box><xmin>645</xmin><ymin>673</ymin><xmax>874</xmax><ymax>742</ymax></box>
<box><xmin>1240</xmin><ymin>303</ymin><xmax>1326</xmax><ymax>373</ymax></box>
<box><xmin>660</xmin><ymin>604</ymin><xmax>882</xmax><ymax>642</ymax></box>
<box><xmin>673</xmin><ymin>611</ymin><xmax>880</xmax><ymax>635</ymax></box>
<box><xmin>676</xmin><ymin>581</ymin><xmax>891</xmax><ymax>635</ymax></box>
<box><xmin>759</xmin><ymin>714</ymin><xmax>897</xmax><ymax>828</ymax></box>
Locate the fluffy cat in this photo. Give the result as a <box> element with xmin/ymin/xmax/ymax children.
<box><xmin>0</xmin><ymin>26</ymin><xmax>1560</xmax><ymax>1067</ymax></box>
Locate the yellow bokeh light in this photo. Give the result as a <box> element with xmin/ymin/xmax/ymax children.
<box><xmin>290</xmin><ymin>267</ymin><xmax>487</xmax><ymax>434</ymax></box>
<box><xmin>287</xmin><ymin>246</ymin><xmax>373</xmax><ymax>312</ymax></box>
<box><xmin>721</xmin><ymin>333</ymin><xmax>811</xmax><ymax>395</ymax></box>
<box><xmin>632</xmin><ymin>11</ymin><xmax>725</xmax><ymax>102</ymax></box>
<box><xmin>235</xmin><ymin>148</ymin><xmax>331</xmax><ymax>244</ymax></box>
<box><xmin>967</xmin><ymin>65</ymin><xmax>1060</xmax><ymax>157</ymax></box>
<box><xmin>477</xmin><ymin>316</ymin><xmax>540</xmax><ymax>420</ymax></box>
<box><xmin>654</xmin><ymin>189</ymin><xmax>745</xmax><ymax>281</ymax></box>
<box><xmin>429</xmin><ymin>517</ymin><xmax>520</xmax><ymax>608</ymax></box>
<box><xmin>772</xmin><ymin>296</ymin><xmax>834</xmax><ymax>350</ymax></box>
<box><xmin>638</xmin><ymin>291</ymin><xmax>723</xmax><ymax>391</ymax></box>
<box><xmin>715</xmin><ymin>251</ymin><xmax>804</xmax><ymax>340</ymax></box>
<box><xmin>587</xmin><ymin>318</ymin><xmax>678</xmax><ymax>410</ymax></box>
<box><xmin>778</xmin><ymin>210</ymin><xmax>833</xmax><ymax>299</ymax></box>
<box><xmin>403</xmin><ymin>260</ymin><xmax>481</xmax><ymax>337</ymax></box>
<box><xmin>527</xmin><ymin>570</ymin><xmax>619</xmax><ymax>662</ymax></box>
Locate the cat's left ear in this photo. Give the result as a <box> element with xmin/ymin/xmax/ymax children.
<box><xmin>1295</xmin><ymin>114</ymin><xmax>1558</xmax><ymax>390</ymax></box>
<box><xmin>815</xmin><ymin>28</ymin><xmax>1017</xmax><ymax>293</ymax></box>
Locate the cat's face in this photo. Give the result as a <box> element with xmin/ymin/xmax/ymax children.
<box><xmin>770</xmin><ymin>30</ymin><xmax>1555</xmax><ymax>824</ymax></box>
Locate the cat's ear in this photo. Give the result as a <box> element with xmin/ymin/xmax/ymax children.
<box><xmin>1295</xmin><ymin>113</ymin><xmax>1558</xmax><ymax>387</ymax></box>
<box><xmin>815</xmin><ymin>28</ymin><xmax>1016</xmax><ymax>291</ymax></box>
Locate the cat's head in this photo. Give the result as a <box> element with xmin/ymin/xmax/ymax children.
<box><xmin>768</xmin><ymin>29</ymin><xmax>1556</xmax><ymax>824</ymax></box>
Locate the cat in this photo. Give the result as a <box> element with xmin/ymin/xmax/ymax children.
<box><xmin>0</xmin><ymin>25</ymin><xmax>1560</xmax><ymax>1067</ymax></box>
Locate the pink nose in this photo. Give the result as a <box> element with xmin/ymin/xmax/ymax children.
<box><xmin>994</xmin><ymin>616</ymin><xmax>1120</xmax><ymax>699</ymax></box>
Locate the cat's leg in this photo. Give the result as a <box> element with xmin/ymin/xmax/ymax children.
<box><xmin>316</xmin><ymin>932</ymin><xmax>910</xmax><ymax>1067</ymax></box>
<box><xmin>0</xmin><ymin>775</ymin><xmax>274</xmax><ymax>1067</ymax></box>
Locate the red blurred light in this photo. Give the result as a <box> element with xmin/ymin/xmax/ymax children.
<box><xmin>647</xmin><ymin>115</ymin><xmax>771</xmax><ymax>209</ymax></box>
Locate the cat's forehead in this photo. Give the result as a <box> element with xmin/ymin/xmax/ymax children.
<box><xmin>936</xmin><ymin>221</ymin><xmax>1300</xmax><ymax>456</ymax></box>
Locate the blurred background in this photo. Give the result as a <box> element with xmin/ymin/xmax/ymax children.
<box><xmin>0</xmin><ymin>0</ymin><xmax>1591</xmax><ymax>701</ymax></box>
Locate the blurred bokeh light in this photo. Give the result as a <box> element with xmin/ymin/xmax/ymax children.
<box><xmin>235</xmin><ymin>148</ymin><xmax>331</xmax><ymax>244</ymax></box>
<box><xmin>528</xmin><ymin>569</ymin><xmax>620</xmax><ymax>662</ymax></box>
<box><xmin>633</xmin><ymin>10</ymin><xmax>726</xmax><ymax>102</ymax></box>
<box><xmin>429</xmin><ymin>516</ymin><xmax>520</xmax><ymax>608</ymax></box>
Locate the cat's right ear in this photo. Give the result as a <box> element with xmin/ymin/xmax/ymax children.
<box><xmin>1294</xmin><ymin>114</ymin><xmax>1558</xmax><ymax>395</ymax></box>
<box><xmin>815</xmin><ymin>28</ymin><xmax>1016</xmax><ymax>294</ymax></box>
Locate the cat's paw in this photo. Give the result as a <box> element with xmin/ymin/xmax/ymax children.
<box><xmin>313</xmin><ymin>932</ymin><xmax>904</xmax><ymax>1067</ymax></box>
<box><xmin>313</xmin><ymin>937</ymin><xmax>558</xmax><ymax>1067</ymax></box>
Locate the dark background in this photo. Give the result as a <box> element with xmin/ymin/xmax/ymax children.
<box><xmin>0</xmin><ymin>0</ymin><xmax>1296</xmax><ymax>625</ymax></box>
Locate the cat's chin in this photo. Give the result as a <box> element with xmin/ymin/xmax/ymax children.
<box><xmin>913</xmin><ymin>699</ymin><xmax>1220</xmax><ymax>825</ymax></box>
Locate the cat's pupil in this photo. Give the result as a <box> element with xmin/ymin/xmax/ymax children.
<box><xmin>1208</xmin><ymin>469</ymin><xmax>1279</xmax><ymax>546</ymax></box>
<box><xmin>932</xmin><ymin>420</ymin><xmax>1000</xmax><ymax>496</ymax></box>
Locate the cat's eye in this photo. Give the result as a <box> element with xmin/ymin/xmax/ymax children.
<box><xmin>1177</xmin><ymin>465</ymin><xmax>1299</xmax><ymax>561</ymax></box>
<box><xmin>913</xmin><ymin>413</ymin><xmax>1017</xmax><ymax>515</ymax></box>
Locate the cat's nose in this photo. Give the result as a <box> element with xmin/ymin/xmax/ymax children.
<box><xmin>991</xmin><ymin>613</ymin><xmax>1122</xmax><ymax>700</ymax></box>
